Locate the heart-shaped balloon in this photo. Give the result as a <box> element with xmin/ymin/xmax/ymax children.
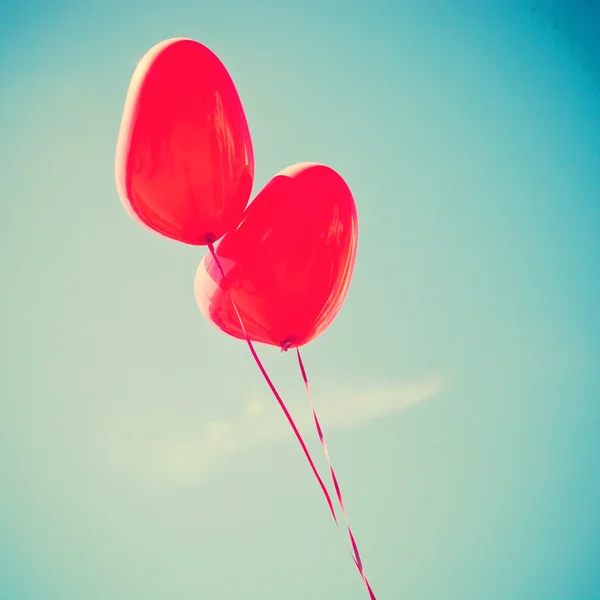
<box><xmin>115</xmin><ymin>38</ymin><xmax>254</xmax><ymax>245</ymax></box>
<box><xmin>194</xmin><ymin>163</ymin><xmax>358</xmax><ymax>349</ymax></box>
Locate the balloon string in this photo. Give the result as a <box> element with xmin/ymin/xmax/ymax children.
<box><xmin>296</xmin><ymin>349</ymin><xmax>377</xmax><ymax>600</ymax></box>
<box><xmin>206</xmin><ymin>243</ymin><xmax>376</xmax><ymax>599</ymax></box>
<box><xmin>206</xmin><ymin>243</ymin><xmax>338</xmax><ymax>523</ymax></box>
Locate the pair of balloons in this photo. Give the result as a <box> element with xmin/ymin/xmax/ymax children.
<box><xmin>115</xmin><ymin>38</ymin><xmax>358</xmax><ymax>348</ymax></box>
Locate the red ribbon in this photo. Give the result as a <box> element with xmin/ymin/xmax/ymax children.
<box><xmin>207</xmin><ymin>243</ymin><xmax>376</xmax><ymax>599</ymax></box>
<box><xmin>297</xmin><ymin>348</ymin><xmax>376</xmax><ymax>599</ymax></box>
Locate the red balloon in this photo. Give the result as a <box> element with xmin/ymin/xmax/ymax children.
<box><xmin>194</xmin><ymin>163</ymin><xmax>358</xmax><ymax>349</ymax></box>
<box><xmin>115</xmin><ymin>38</ymin><xmax>254</xmax><ymax>245</ymax></box>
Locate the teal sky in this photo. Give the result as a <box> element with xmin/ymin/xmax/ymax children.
<box><xmin>2</xmin><ymin>1</ymin><xmax>599</xmax><ymax>599</ymax></box>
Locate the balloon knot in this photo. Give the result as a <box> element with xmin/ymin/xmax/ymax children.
<box><xmin>280</xmin><ymin>340</ymin><xmax>293</xmax><ymax>353</ymax></box>
<box><xmin>205</xmin><ymin>232</ymin><xmax>216</xmax><ymax>245</ymax></box>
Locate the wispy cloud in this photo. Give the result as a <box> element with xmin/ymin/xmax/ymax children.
<box><xmin>107</xmin><ymin>373</ymin><xmax>447</xmax><ymax>485</ymax></box>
